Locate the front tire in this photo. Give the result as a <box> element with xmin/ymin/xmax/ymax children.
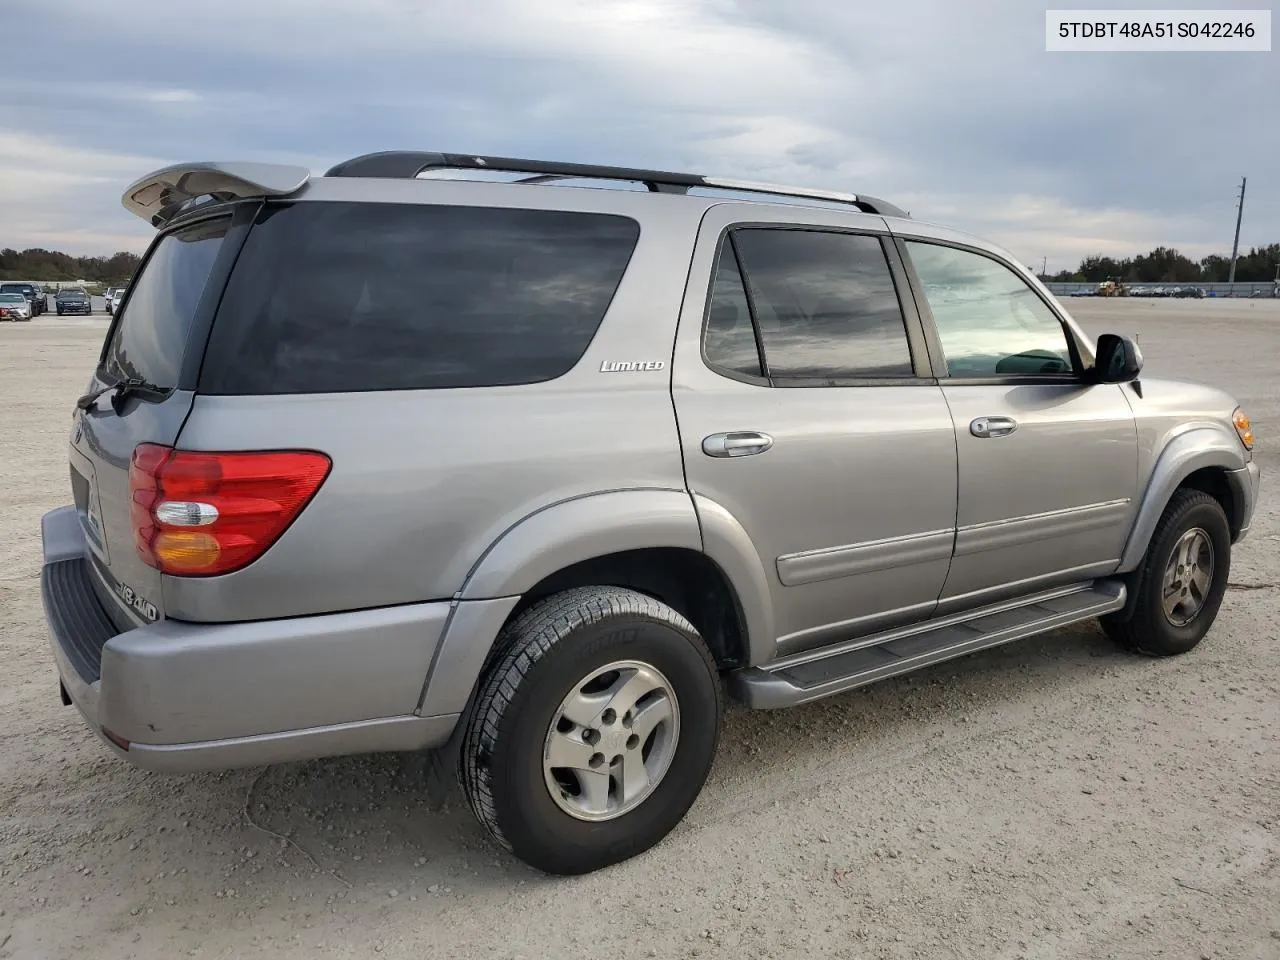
<box><xmin>459</xmin><ymin>586</ymin><xmax>721</xmax><ymax>875</ymax></box>
<box><xmin>1101</xmin><ymin>489</ymin><xmax>1231</xmax><ymax>656</ymax></box>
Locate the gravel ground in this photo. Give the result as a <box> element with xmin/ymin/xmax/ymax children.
<box><xmin>1</xmin><ymin>300</ymin><xmax>1277</xmax><ymax>960</ymax></box>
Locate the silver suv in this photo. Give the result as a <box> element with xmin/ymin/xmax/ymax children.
<box><xmin>40</xmin><ymin>152</ymin><xmax>1260</xmax><ymax>875</ymax></box>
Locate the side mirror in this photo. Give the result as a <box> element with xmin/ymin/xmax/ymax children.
<box><xmin>1094</xmin><ymin>333</ymin><xmax>1143</xmax><ymax>383</ymax></box>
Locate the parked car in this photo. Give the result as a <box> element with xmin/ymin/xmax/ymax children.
<box><xmin>107</xmin><ymin>287</ymin><xmax>127</xmax><ymax>315</ymax></box>
<box><xmin>103</xmin><ymin>288</ymin><xmax>117</xmax><ymax>313</ymax></box>
<box><xmin>0</xmin><ymin>281</ymin><xmax>44</xmax><ymax>315</ymax></box>
<box><xmin>54</xmin><ymin>287</ymin><xmax>93</xmax><ymax>315</ymax></box>
<box><xmin>0</xmin><ymin>291</ymin><xmax>32</xmax><ymax>320</ymax></box>
<box><xmin>40</xmin><ymin>151</ymin><xmax>1261</xmax><ymax>876</ymax></box>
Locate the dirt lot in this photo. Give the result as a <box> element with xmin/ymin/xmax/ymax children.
<box><xmin>1</xmin><ymin>300</ymin><xmax>1277</xmax><ymax>960</ymax></box>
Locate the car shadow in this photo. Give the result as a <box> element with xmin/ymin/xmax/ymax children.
<box><xmin>205</xmin><ymin>616</ymin><xmax>1141</xmax><ymax>891</ymax></box>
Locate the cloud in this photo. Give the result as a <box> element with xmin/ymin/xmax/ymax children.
<box><xmin>0</xmin><ymin>131</ymin><xmax>161</xmax><ymax>252</ymax></box>
<box><xmin>0</xmin><ymin>0</ymin><xmax>1274</xmax><ymax>270</ymax></box>
<box><xmin>143</xmin><ymin>88</ymin><xmax>202</xmax><ymax>104</ymax></box>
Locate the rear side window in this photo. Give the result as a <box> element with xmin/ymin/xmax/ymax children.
<box><xmin>100</xmin><ymin>217</ymin><xmax>229</xmax><ymax>388</ymax></box>
<box><xmin>201</xmin><ymin>202</ymin><xmax>641</xmax><ymax>395</ymax></box>
<box><xmin>704</xmin><ymin>242</ymin><xmax>764</xmax><ymax>378</ymax></box>
<box><xmin>727</xmin><ymin>229</ymin><xmax>915</xmax><ymax>380</ymax></box>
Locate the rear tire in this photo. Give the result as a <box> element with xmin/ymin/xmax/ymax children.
<box><xmin>459</xmin><ymin>586</ymin><xmax>721</xmax><ymax>875</ymax></box>
<box><xmin>1101</xmin><ymin>489</ymin><xmax>1231</xmax><ymax>656</ymax></box>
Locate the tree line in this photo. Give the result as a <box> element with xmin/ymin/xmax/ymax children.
<box><xmin>1046</xmin><ymin>243</ymin><xmax>1280</xmax><ymax>284</ymax></box>
<box><xmin>0</xmin><ymin>248</ymin><xmax>142</xmax><ymax>286</ymax></box>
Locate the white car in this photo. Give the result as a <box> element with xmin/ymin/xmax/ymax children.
<box><xmin>107</xmin><ymin>288</ymin><xmax>127</xmax><ymax>315</ymax></box>
<box><xmin>0</xmin><ymin>292</ymin><xmax>32</xmax><ymax>321</ymax></box>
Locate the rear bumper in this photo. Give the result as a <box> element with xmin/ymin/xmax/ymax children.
<box><xmin>40</xmin><ymin>506</ymin><xmax>462</xmax><ymax>773</ymax></box>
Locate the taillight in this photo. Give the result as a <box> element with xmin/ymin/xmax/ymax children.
<box><xmin>130</xmin><ymin>444</ymin><xmax>331</xmax><ymax>576</ymax></box>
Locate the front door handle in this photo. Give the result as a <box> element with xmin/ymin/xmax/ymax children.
<box><xmin>703</xmin><ymin>431</ymin><xmax>774</xmax><ymax>458</ymax></box>
<box><xmin>970</xmin><ymin>416</ymin><xmax>1018</xmax><ymax>438</ymax></box>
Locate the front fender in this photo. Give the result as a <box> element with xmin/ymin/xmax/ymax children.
<box><xmin>1118</xmin><ymin>425</ymin><xmax>1249</xmax><ymax>572</ymax></box>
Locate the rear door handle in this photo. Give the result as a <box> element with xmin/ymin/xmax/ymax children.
<box><xmin>970</xmin><ymin>416</ymin><xmax>1018</xmax><ymax>438</ymax></box>
<box><xmin>702</xmin><ymin>431</ymin><xmax>774</xmax><ymax>458</ymax></box>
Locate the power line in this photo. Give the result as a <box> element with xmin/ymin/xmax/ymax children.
<box><xmin>1227</xmin><ymin>177</ymin><xmax>1246</xmax><ymax>284</ymax></box>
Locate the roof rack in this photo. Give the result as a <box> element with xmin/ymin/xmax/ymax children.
<box><xmin>323</xmin><ymin>151</ymin><xmax>909</xmax><ymax>219</ymax></box>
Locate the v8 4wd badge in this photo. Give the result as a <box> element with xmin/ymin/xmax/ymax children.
<box><xmin>117</xmin><ymin>582</ymin><xmax>160</xmax><ymax>623</ymax></box>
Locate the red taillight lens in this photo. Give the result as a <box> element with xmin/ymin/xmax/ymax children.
<box><xmin>130</xmin><ymin>444</ymin><xmax>331</xmax><ymax>576</ymax></box>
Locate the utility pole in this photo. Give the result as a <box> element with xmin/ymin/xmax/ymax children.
<box><xmin>1227</xmin><ymin>177</ymin><xmax>1246</xmax><ymax>284</ymax></box>
<box><xmin>1041</xmin><ymin>256</ymin><xmax>1047</xmax><ymax>278</ymax></box>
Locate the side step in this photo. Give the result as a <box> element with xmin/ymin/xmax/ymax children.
<box><xmin>730</xmin><ymin>580</ymin><xmax>1126</xmax><ymax>709</ymax></box>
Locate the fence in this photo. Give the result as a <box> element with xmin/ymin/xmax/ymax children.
<box><xmin>1044</xmin><ymin>281</ymin><xmax>1280</xmax><ymax>299</ymax></box>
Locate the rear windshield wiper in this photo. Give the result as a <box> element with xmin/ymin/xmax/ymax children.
<box><xmin>75</xmin><ymin>376</ymin><xmax>169</xmax><ymax>412</ymax></box>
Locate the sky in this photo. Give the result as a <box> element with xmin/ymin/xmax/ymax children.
<box><xmin>0</xmin><ymin>0</ymin><xmax>1275</xmax><ymax>273</ymax></box>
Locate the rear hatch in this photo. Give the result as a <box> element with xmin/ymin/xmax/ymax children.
<box><xmin>69</xmin><ymin>210</ymin><xmax>241</xmax><ymax>629</ymax></box>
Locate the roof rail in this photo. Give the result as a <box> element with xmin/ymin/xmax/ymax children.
<box><xmin>323</xmin><ymin>151</ymin><xmax>908</xmax><ymax>219</ymax></box>
<box><xmin>122</xmin><ymin>162</ymin><xmax>311</xmax><ymax>227</ymax></box>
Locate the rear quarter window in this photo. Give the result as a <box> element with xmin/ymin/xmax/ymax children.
<box><xmin>99</xmin><ymin>217</ymin><xmax>230</xmax><ymax>388</ymax></box>
<box><xmin>200</xmin><ymin>202</ymin><xmax>641</xmax><ymax>395</ymax></box>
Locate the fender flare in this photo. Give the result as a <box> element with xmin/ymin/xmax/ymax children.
<box><xmin>460</xmin><ymin>488</ymin><xmax>778</xmax><ymax>664</ymax></box>
<box><xmin>418</xmin><ymin>489</ymin><xmax>779</xmax><ymax>718</ymax></box>
<box><xmin>691</xmin><ymin>494</ymin><xmax>776</xmax><ymax>667</ymax></box>
<box><xmin>458</xmin><ymin>488</ymin><xmax>703</xmax><ymax>600</ymax></box>
<box><xmin>1117</xmin><ymin>425</ymin><xmax>1248</xmax><ymax>572</ymax></box>
<box><xmin>419</xmin><ymin>489</ymin><xmax>702</xmax><ymax>719</ymax></box>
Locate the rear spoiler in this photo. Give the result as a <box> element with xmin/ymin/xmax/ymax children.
<box><xmin>122</xmin><ymin>162</ymin><xmax>311</xmax><ymax>228</ymax></box>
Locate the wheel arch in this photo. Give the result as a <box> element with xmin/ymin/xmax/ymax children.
<box><xmin>417</xmin><ymin>489</ymin><xmax>775</xmax><ymax>720</ymax></box>
<box><xmin>1118</xmin><ymin>425</ymin><xmax>1249</xmax><ymax>573</ymax></box>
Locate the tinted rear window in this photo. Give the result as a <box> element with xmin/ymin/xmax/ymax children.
<box><xmin>199</xmin><ymin>202</ymin><xmax>640</xmax><ymax>395</ymax></box>
<box><xmin>100</xmin><ymin>217</ymin><xmax>229</xmax><ymax>388</ymax></box>
<box><xmin>729</xmin><ymin>229</ymin><xmax>915</xmax><ymax>379</ymax></box>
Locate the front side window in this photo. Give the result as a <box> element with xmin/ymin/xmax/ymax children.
<box><xmin>728</xmin><ymin>229</ymin><xmax>915</xmax><ymax>380</ymax></box>
<box><xmin>905</xmin><ymin>241</ymin><xmax>1074</xmax><ymax>378</ymax></box>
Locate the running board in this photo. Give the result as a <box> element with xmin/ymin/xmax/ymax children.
<box><xmin>730</xmin><ymin>580</ymin><xmax>1126</xmax><ymax>709</ymax></box>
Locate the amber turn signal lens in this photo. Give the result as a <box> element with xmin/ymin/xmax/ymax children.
<box><xmin>153</xmin><ymin>530</ymin><xmax>222</xmax><ymax>573</ymax></box>
<box><xmin>1232</xmin><ymin>408</ymin><xmax>1254</xmax><ymax>451</ymax></box>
